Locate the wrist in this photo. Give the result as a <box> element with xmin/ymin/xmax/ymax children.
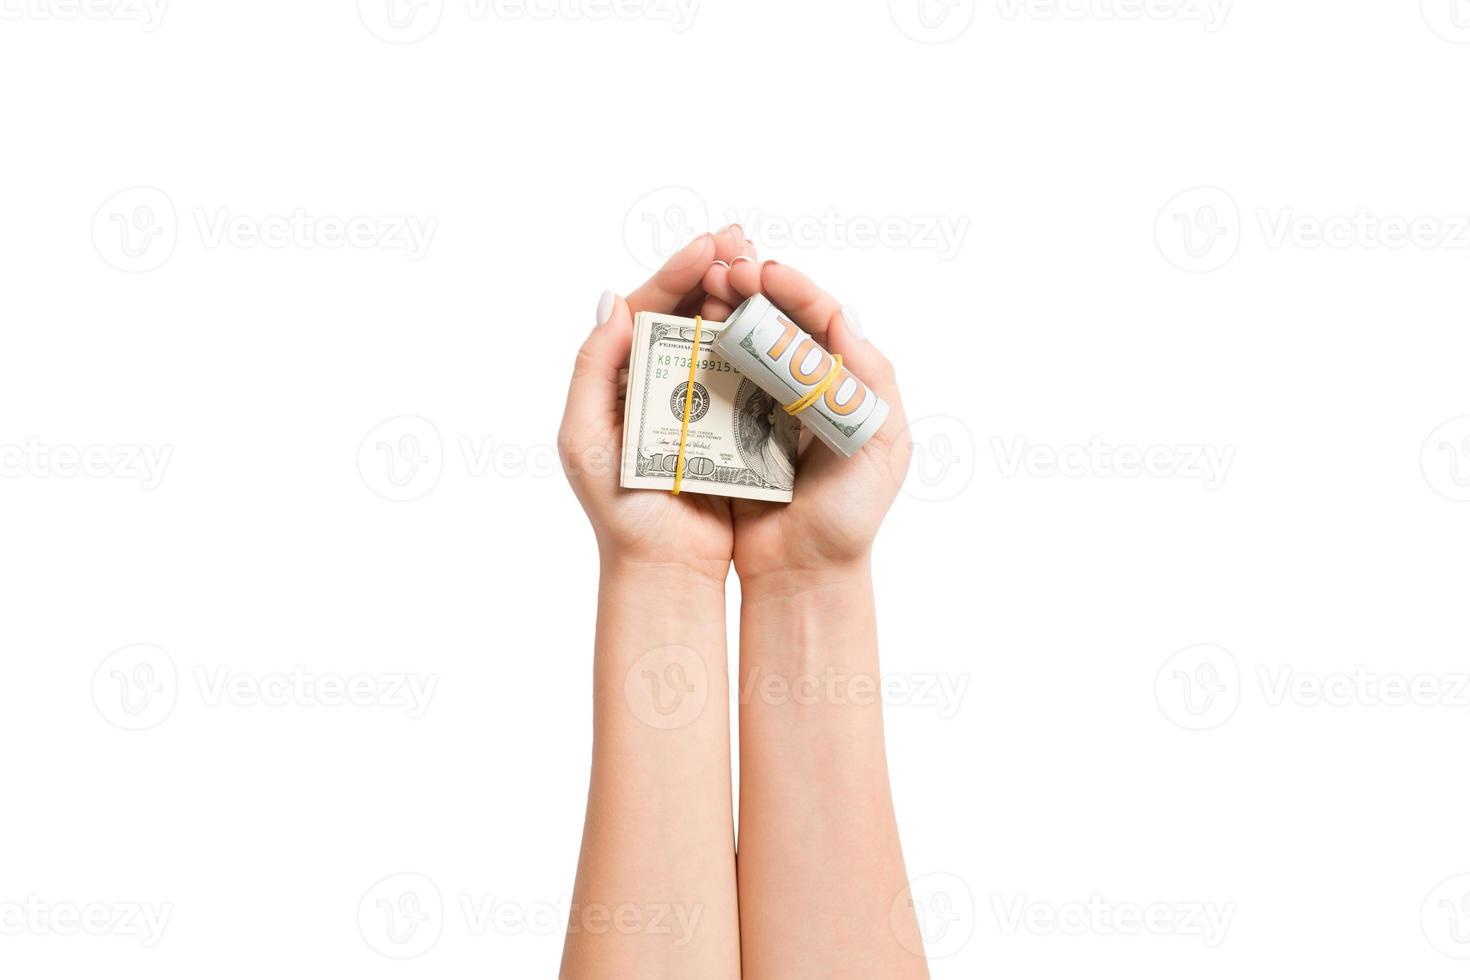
<box><xmin>599</xmin><ymin>552</ymin><xmax>730</xmax><ymax>596</ymax></box>
<box><xmin>736</xmin><ymin>555</ymin><xmax>873</xmax><ymax>607</ymax></box>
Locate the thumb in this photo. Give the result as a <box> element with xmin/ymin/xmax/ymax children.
<box><xmin>561</xmin><ymin>291</ymin><xmax>633</xmax><ymax>444</ymax></box>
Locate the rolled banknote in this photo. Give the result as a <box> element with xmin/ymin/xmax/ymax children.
<box><xmin>711</xmin><ymin>294</ymin><xmax>889</xmax><ymax>458</ymax></box>
<box><xmin>620</xmin><ymin>311</ymin><xmax>799</xmax><ymax>502</ymax></box>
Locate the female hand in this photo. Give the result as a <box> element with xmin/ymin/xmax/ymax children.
<box><xmin>711</xmin><ymin>260</ymin><xmax>912</xmax><ymax>588</ymax></box>
<box><xmin>557</xmin><ymin>226</ymin><xmax>756</xmax><ymax>582</ymax></box>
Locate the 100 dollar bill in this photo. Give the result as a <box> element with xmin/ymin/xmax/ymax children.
<box><xmin>712</xmin><ymin>293</ymin><xmax>889</xmax><ymax>458</ymax></box>
<box><xmin>620</xmin><ymin>312</ymin><xmax>798</xmax><ymax>502</ymax></box>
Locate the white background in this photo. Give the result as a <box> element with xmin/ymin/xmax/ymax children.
<box><xmin>3</xmin><ymin>0</ymin><xmax>1470</xmax><ymax>976</ymax></box>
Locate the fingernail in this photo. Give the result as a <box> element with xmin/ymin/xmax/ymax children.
<box><xmin>712</xmin><ymin>259</ymin><xmax>731</xmax><ymax>269</ymax></box>
<box><xmin>730</xmin><ymin>255</ymin><xmax>756</xmax><ymax>265</ymax></box>
<box><xmin>719</xmin><ymin>223</ymin><xmax>744</xmax><ymax>239</ymax></box>
<box><xmin>596</xmin><ymin>290</ymin><xmax>616</xmax><ymax>327</ymax></box>
<box><xmin>841</xmin><ymin>306</ymin><xmax>865</xmax><ymax>340</ymax></box>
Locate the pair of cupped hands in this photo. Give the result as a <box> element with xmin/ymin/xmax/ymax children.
<box><xmin>557</xmin><ymin>225</ymin><xmax>911</xmax><ymax>587</ymax></box>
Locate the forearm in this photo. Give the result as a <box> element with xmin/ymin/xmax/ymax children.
<box><xmin>561</xmin><ymin>559</ymin><xmax>740</xmax><ymax>980</ymax></box>
<box><xmin>736</xmin><ymin>561</ymin><xmax>928</xmax><ymax>979</ymax></box>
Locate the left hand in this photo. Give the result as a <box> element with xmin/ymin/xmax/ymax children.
<box><xmin>557</xmin><ymin>226</ymin><xmax>756</xmax><ymax>581</ymax></box>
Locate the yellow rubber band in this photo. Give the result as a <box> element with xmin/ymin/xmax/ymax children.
<box><xmin>671</xmin><ymin>315</ymin><xmax>702</xmax><ymax>495</ymax></box>
<box><xmin>783</xmin><ymin>354</ymin><xmax>844</xmax><ymax>415</ymax></box>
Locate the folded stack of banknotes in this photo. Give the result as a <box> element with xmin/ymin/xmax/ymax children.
<box><xmin>620</xmin><ymin>295</ymin><xmax>889</xmax><ymax>502</ymax></box>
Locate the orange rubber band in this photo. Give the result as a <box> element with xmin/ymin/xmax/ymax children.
<box><xmin>783</xmin><ymin>354</ymin><xmax>844</xmax><ymax>415</ymax></box>
<box><xmin>671</xmin><ymin>315</ymin><xmax>702</xmax><ymax>495</ymax></box>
